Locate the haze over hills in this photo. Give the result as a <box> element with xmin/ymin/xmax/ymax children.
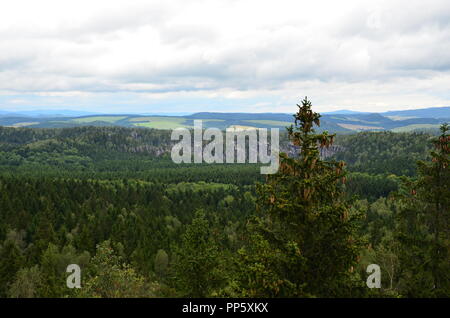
<box><xmin>381</xmin><ymin>107</ymin><xmax>450</xmax><ymax>118</ymax></box>
<box><xmin>0</xmin><ymin>106</ymin><xmax>449</xmax><ymax>133</ymax></box>
<box><xmin>0</xmin><ymin>109</ymin><xmax>101</xmax><ymax>117</ymax></box>
<box><xmin>323</xmin><ymin>110</ymin><xmax>368</xmax><ymax>115</ymax></box>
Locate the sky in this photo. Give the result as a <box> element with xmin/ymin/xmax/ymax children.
<box><xmin>0</xmin><ymin>0</ymin><xmax>450</xmax><ymax>114</ymax></box>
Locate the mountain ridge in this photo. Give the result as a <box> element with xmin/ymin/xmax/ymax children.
<box><xmin>0</xmin><ymin>106</ymin><xmax>448</xmax><ymax>133</ymax></box>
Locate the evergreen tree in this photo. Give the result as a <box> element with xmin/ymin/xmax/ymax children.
<box><xmin>8</xmin><ymin>266</ymin><xmax>43</xmax><ymax>298</ymax></box>
<box><xmin>171</xmin><ymin>210</ymin><xmax>222</xmax><ymax>297</ymax></box>
<box><xmin>397</xmin><ymin>123</ymin><xmax>449</xmax><ymax>297</ymax></box>
<box><xmin>238</xmin><ymin>97</ymin><xmax>363</xmax><ymax>297</ymax></box>
<box><xmin>0</xmin><ymin>238</ymin><xmax>25</xmax><ymax>297</ymax></box>
<box><xmin>154</xmin><ymin>249</ymin><xmax>169</xmax><ymax>279</ymax></box>
<box><xmin>78</xmin><ymin>240</ymin><xmax>151</xmax><ymax>298</ymax></box>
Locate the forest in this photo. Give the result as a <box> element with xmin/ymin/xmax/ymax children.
<box><xmin>0</xmin><ymin>98</ymin><xmax>448</xmax><ymax>298</ymax></box>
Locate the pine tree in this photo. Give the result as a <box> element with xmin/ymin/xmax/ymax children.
<box><xmin>0</xmin><ymin>238</ymin><xmax>25</xmax><ymax>297</ymax></box>
<box><xmin>78</xmin><ymin>240</ymin><xmax>150</xmax><ymax>298</ymax></box>
<box><xmin>154</xmin><ymin>249</ymin><xmax>169</xmax><ymax>279</ymax></box>
<box><xmin>397</xmin><ymin>123</ymin><xmax>449</xmax><ymax>297</ymax></box>
<box><xmin>8</xmin><ymin>266</ymin><xmax>43</xmax><ymax>298</ymax></box>
<box><xmin>171</xmin><ymin>210</ymin><xmax>222</xmax><ymax>297</ymax></box>
<box><xmin>238</xmin><ymin>97</ymin><xmax>363</xmax><ymax>297</ymax></box>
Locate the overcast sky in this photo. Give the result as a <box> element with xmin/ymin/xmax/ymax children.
<box><xmin>1</xmin><ymin>0</ymin><xmax>450</xmax><ymax>114</ymax></box>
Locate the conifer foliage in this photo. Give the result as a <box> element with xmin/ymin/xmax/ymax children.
<box><xmin>239</xmin><ymin>97</ymin><xmax>363</xmax><ymax>297</ymax></box>
<box><xmin>397</xmin><ymin>123</ymin><xmax>449</xmax><ymax>296</ymax></box>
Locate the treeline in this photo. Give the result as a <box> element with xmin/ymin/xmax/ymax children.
<box><xmin>332</xmin><ymin>131</ymin><xmax>433</xmax><ymax>176</ymax></box>
<box><xmin>0</xmin><ymin>126</ymin><xmax>434</xmax><ymax>179</ymax></box>
<box><xmin>0</xmin><ymin>125</ymin><xmax>435</xmax><ymax>195</ymax></box>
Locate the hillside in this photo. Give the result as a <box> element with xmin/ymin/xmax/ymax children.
<box><xmin>0</xmin><ymin>106</ymin><xmax>449</xmax><ymax>133</ymax></box>
<box><xmin>0</xmin><ymin>119</ymin><xmax>446</xmax><ymax>299</ymax></box>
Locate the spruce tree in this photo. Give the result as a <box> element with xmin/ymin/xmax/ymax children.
<box><xmin>171</xmin><ymin>210</ymin><xmax>222</xmax><ymax>297</ymax></box>
<box><xmin>238</xmin><ymin>97</ymin><xmax>363</xmax><ymax>297</ymax></box>
<box><xmin>397</xmin><ymin>123</ymin><xmax>449</xmax><ymax>297</ymax></box>
<box><xmin>0</xmin><ymin>238</ymin><xmax>25</xmax><ymax>297</ymax></box>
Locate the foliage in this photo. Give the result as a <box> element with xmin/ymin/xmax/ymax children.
<box><xmin>0</xmin><ymin>107</ymin><xmax>447</xmax><ymax>298</ymax></box>
<box><xmin>238</xmin><ymin>98</ymin><xmax>364</xmax><ymax>297</ymax></box>
<box><xmin>171</xmin><ymin>210</ymin><xmax>224</xmax><ymax>297</ymax></box>
<box><xmin>78</xmin><ymin>241</ymin><xmax>152</xmax><ymax>298</ymax></box>
<box><xmin>396</xmin><ymin>124</ymin><xmax>450</xmax><ymax>297</ymax></box>
<box><xmin>333</xmin><ymin>131</ymin><xmax>433</xmax><ymax>176</ymax></box>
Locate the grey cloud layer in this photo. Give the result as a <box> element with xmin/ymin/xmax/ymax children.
<box><xmin>0</xmin><ymin>0</ymin><xmax>449</xmax><ymax>110</ymax></box>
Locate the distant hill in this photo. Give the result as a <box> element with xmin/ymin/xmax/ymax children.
<box><xmin>381</xmin><ymin>107</ymin><xmax>450</xmax><ymax>118</ymax></box>
<box><xmin>0</xmin><ymin>106</ymin><xmax>448</xmax><ymax>133</ymax></box>
<box><xmin>186</xmin><ymin>112</ymin><xmax>293</xmax><ymax>121</ymax></box>
<box><xmin>323</xmin><ymin>110</ymin><xmax>368</xmax><ymax>115</ymax></box>
<box><xmin>0</xmin><ymin>109</ymin><xmax>100</xmax><ymax>117</ymax></box>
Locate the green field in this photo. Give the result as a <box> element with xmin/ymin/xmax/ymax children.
<box><xmin>197</xmin><ymin>119</ymin><xmax>225</xmax><ymax>122</ymax></box>
<box><xmin>71</xmin><ymin>116</ymin><xmax>127</xmax><ymax>123</ymax></box>
<box><xmin>9</xmin><ymin>122</ymin><xmax>39</xmax><ymax>127</ymax></box>
<box><xmin>338</xmin><ymin>123</ymin><xmax>384</xmax><ymax>131</ymax></box>
<box><xmin>131</xmin><ymin>116</ymin><xmax>190</xmax><ymax>129</ymax></box>
<box><xmin>244</xmin><ymin>119</ymin><xmax>292</xmax><ymax>126</ymax></box>
<box><xmin>386</xmin><ymin>116</ymin><xmax>417</xmax><ymax>121</ymax></box>
<box><xmin>391</xmin><ymin>124</ymin><xmax>441</xmax><ymax>132</ymax></box>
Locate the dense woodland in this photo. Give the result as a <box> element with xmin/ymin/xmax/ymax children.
<box><xmin>0</xmin><ymin>99</ymin><xmax>448</xmax><ymax>298</ymax></box>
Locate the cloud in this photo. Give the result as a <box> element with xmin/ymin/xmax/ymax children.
<box><xmin>0</xmin><ymin>0</ymin><xmax>449</xmax><ymax>112</ymax></box>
